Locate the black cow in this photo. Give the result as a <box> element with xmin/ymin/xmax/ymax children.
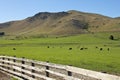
<box><xmin>69</xmin><ymin>48</ymin><xmax>72</xmax><ymax>50</ymax></box>
<box><xmin>13</xmin><ymin>48</ymin><xmax>16</xmax><ymax>50</ymax></box>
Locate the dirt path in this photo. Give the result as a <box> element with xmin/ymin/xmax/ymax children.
<box><xmin>0</xmin><ymin>71</ymin><xmax>11</xmax><ymax>80</ymax></box>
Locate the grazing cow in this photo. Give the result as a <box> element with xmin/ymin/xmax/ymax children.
<box><xmin>100</xmin><ymin>48</ymin><xmax>103</xmax><ymax>51</ymax></box>
<box><xmin>104</xmin><ymin>45</ymin><xmax>107</xmax><ymax>47</ymax></box>
<box><xmin>107</xmin><ymin>48</ymin><xmax>110</xmax><ymax>51</ymax></box>
<box><xmin>95</xmin><ymin>46</ymin><xmax>98</xmax><ymax>48</ymax></box>
<box><xmin>47</xmin><ymin>46</ymin><xmax>49</xmax><ymax>48</ymax></box>
<box><xmin>69</xmin><ymin>48</ymin><xmax>72</xmax><ymax>50</ymax></box>
<box><xmin>13</xmin><ymin>48</ymin><xmax>16</xmax><ymax>50</ymax></box>
<box><xmin>84</xmin><ymin>48</ymin><xmax>88</xmax><ymax>49</ymax></box>
<box><xmin>80</xmin><ymin>48</ymin><xmax>84</xmax><ymax>50</ymax></box>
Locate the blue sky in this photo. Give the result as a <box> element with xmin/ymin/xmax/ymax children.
<box><xmin>0</xmin><ymin>0</ymin><xmax>120</xmax><ymax>23</ymax></box>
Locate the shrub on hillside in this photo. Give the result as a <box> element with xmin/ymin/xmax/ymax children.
<box><xmin>0</xmin><ymin>32</ymin><xmax>5</xmax><ymax>36</ymax></box>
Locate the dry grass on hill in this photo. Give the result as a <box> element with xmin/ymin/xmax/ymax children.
<box><xmin>0</xmin><ymin>10</ymin><xmax>120</xmax><ymax>36</ymax></box>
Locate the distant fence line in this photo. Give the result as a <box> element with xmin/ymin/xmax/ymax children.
<box><xmin>0</xmin><ymin>56</ymin><xmax>119</xmax><ymax>80</ymax></box>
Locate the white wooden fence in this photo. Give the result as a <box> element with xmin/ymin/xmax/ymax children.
<box><xmin>0</xmin><ymin>56</ymin><xmax>119</xmax><ymax>80</ymax></box>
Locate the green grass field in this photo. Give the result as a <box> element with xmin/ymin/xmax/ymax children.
<box><xmin>0</xmin><ymin>32</ymin><xmax>120</xmax><ymax>76</ymax></box>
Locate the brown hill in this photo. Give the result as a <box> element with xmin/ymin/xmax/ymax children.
<box><xmin>0</xmin><ymin>10</ymin><xmax>120</xmax><ymax>36</ymax></box>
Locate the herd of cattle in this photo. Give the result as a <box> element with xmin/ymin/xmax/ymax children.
<box><xmin>68</xmin><ymin>47</ymin><xmax>110</xmax><ymax>51</ymax></box>
<box><xmin>12</xmin><ymin>46</ymin><xmax>110</xmax><ymax>52</ymax></box>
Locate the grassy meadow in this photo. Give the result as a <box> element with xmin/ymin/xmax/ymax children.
<box><xmin>0</xmin><ymin>32</ymin><xmax>120</xmax><ymax>76</ymax></box>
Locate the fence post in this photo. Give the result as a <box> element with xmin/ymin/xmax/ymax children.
<box><xmin>68</xmin><ymin>71</ymin><xmax>72</xmax><ymax>76</ymax></box>
<box><xmin>31</xmin><ymin>62</ymin><xmax>35</xmax><ymax>67</ymax></box>
<box><xmin>8</xmin><ymin>58</ymin><xmax>10</xmax><ymax>61</ymax></box>
<box><xmin>31</xmin><ymin>71</ymin><xmax>35</xmax><ymax>79</ymax></box>
<box><xmin>31</xmin><ymin>62</ymin><xmax>35</xmax><ymax>78</ymax></box>
<box><xmin>32</xmin><ymin>75</ymin><xmax>35</xmax><ymax>78</ymax></box>
<box><xmin>21</xmin><ymin>66</ymin><xmax>25</xmax><ymax>78</ymax></box>
<box><xmin>21</xmin><ymin>57</ymin><xmax>25</xmax><ymax>64</ymax></box>
<box><xmin>7</xmin><ymin>57</ymin><xmax>10</xmax><ymax>70</ymax></box>
<box><xmin>68</xmin><ymin>65</ymin><xmax>72</xmax><ymax>76</ymax></box>
<box><xmin>13</xmin><ymin>56</ymin><xmax>16</xmax><ymax>71</ymax></box>
<box><xmin>13</xmin><ymin>56</ymin><xmax>16</xmax><ymax>62</ymax></box>
<box><xmin>2</xmin><ymin>57</ymin><xmax>5</xmax><ymax>68</ymax></box>
<box><xmin>46</xmin><ymin>61</ymin><xmax>49</xmax><ymax>77</ymax></box>
<box><xmin>2</xmin><ymin>57</ymin><xmax>5</xmax><ymax>60</ymax></box>
<box><xmin>7</xmin><ymin>58</ymin><xmax>10</xmax><ymax>70</ymax></box>
<box><xmin>7</xmin><ymin>66</ymin><xmax>10</xmax><ymax>70</ymax></box>
<box><xmin>21</xmin><ymin>66</ymin><xmax>25</xmax><ymax>69</ymax></box>
<box><xmin>22</xmin><ymin>71</ymin><xmax>25</xmax><ymax>74</ymax></box>
<box><xmin>21</xmin><ymin>57</ymin><xmax>25</xmax><ymax>75</ymax></box>
<box><xmin>7</xmin><ymin>63</ymin><xmax>10</xmax><ymax>70</ymax></box>
<box><xmin>2</xmin><ymin>61</ymin><xmax>4</xmax><ymax>64</ymax></box>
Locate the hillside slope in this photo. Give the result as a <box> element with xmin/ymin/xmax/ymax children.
<box><xmin>0</xmin><ymin>10</ymin><xmax>120</xmax><ymax>35</ymax></box>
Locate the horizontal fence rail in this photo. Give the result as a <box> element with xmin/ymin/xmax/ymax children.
<box><xmin>0</xmin><ymin>56</ymin><xmax>119</xmax><ymax>80</ymax></box>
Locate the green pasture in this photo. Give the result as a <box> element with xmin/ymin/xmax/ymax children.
<box><xmin>0</xmin><ymin>33</ymin><xmax>120</xmax><ymax>75</ymax></box>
